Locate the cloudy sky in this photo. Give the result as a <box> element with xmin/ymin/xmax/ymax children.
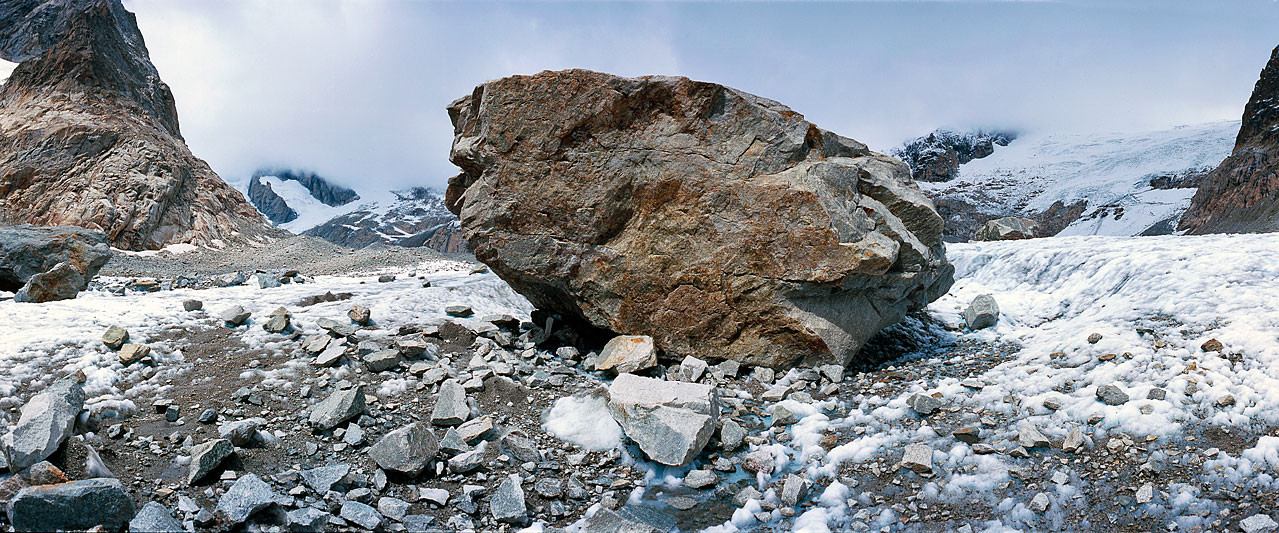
<box><xmin>121</xmin><ymin>0</ymin><xmax>1279</xmax><ymax>192</ymax></box>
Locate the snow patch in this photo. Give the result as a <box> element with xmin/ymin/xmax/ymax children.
<box><xmin>542</xmin><ymin>395</ymin><xmax>622</xmax><ymax>451</ymax></box>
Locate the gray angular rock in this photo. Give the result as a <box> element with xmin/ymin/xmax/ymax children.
<box><xmin>607</xmin><ymin>373</ymin><xmax>720</xmax><ymax>466</ymax></box>
<box><xmin>973</xmin><ymin>217</ymin><xmax>1038</xmax><ymax>241</ymax></box>
<box><xmin>779</xmin><ymin>474</ymin><xmax>810</xmax><ymax>507</ymax></box>
<box><xmin>377</xmin><ymin>496</ymin><xmax>410</xmax><ymax>521</ymax></box>
<box><xmin>1062</xmin><ymin>428</ymin><xmax>1087</xmax><ymax>453</ymax></box>
<box><xmin>0</xmin><ymin>226</ymin><xmax>111</xmax><ymax>296</ymax></box>
<box><xmin>431</xmin><ymin>380</ymin><xmax>469</xmax><ymax>426</ymax></box>
<box><xmin>220</xmin><ymin>305</ymin><xmax>251</xmax><ymax>325</ymax></box>
<box><xmin>403</xmin><ymin>514</ymin><xmax>437</xmax><ymax>531</ymax></box>
<box><xmin>263</xmin><ymin>308</ymin><xmax>291</xmax><ymax>333</ymax></box>
<box><xmin>595</xmin><ymin>335</ymin><xmax>657</xmax><ymax>374</ymax></box>
<box><xmin>302</xmin><ymin>333</ymin><xmax>331</xmax><ymax>354</ymax></box>
<box><xmin>188</xmin><ymin>439</ymin><xmax>233</xmax><ymax>485</ymax></box>
<box><xmin>490</xmin><ymin>474</ymin><xmax>527</xmax><ymax>524</ymax></box>
<box><xmin>1242</xmin><ymin>514</ymin><xmax>1279</xmax><ymax>533</ymax></box>
<box><xmin>117</xmin><ymin>343</ymin><xmax>151</xmax><ymax>365</ymax></box>
<box><xmin>300</xmin><ymin>464</ymin><xmax>349</xmax><ymax>493</ymax></box>
<box><xmin>215</xmin><ymin>474</ymin><xmax>288</xmax><ymax>524</ymax></box>
<box><xmin>1018</xmin><ymin>425</ymin><xmax>1051</xmax><ymax>449</ymax></box>
<box><xmin>313</xmin><ymin>343</ymin><xmax>346</xmax><ymax>367</ymax></box>
<box><xmin>678</xmin><ymin>355</ymin><xmax>708</xmax><ymax>382</ymax></box>
<box><xmin>683</xmin><ymin>469</ymin><xmax>718</xmax><ymax>489</ymax></box>
<box><xmin>1096</xmin><ymin>384</ymin><xmax>1129</xmax><ymax>406</ymax></box>
<box><xmin>907</xmin><ymin>393</ymin><xmax>943</xmax><ymax>415</ymax></box>
<box><xmin>444</xmin><ymin>305</ymin><xmax>473</xmax><ymax>318</ymax></box>
<box><xmin>129</xmin><ymin>501</ymin><xmax>184</xmax><ymax>533</ymax></box>
<box><xmin>533</xmin><ymin>478</ymin><xmax>564</xmax><ymax>499</ymax></box>
<box><xmin>13</xmin><ymin>261</ymin><xmax>84</xmax><ymax>303</ymax></box>
<box><xmin>6</xmin><ymin>478</ymin><xmax>134</xmax><ymax>532</ymax></box>
<box><xmin>368</xmin><ymin>422</ymin><xmax>439</xmax><ymax>477</ymax></box>
<box><xmin>742</xmin><ymin>449</ymin><xmax>775</xmax><ymax>475</ymax></box>
<box><xmin>901</xmin><ymin>443</ymin><xmax>933</xmax><ymax>474</ymax></box>
<box><xmin>182</xmin><ymin>299</ymin><xmax>203</xmax><ymax>311</ymax></box>
<box><xmin>448</xmin><ymin>441</ymin><xmax>487</xmax><ymax>474</ymax></box>
<box><xmin>501</xmin><ymin>432</ymin><xmax>544</xmax><ymax>463</ymax></box>
<box><xmin>287</xmin><ymin>506</ymin><xmax>331</xmax><ymax>532</ymax></box>
<box><xmin>583</xmin><ymin>505</ymin><xmax>677</xmax><ymax>533</ymax></box>
<box><xmin>363</xmin><ymin>349</ymin><xmax>402</xmax><ymax>372</ymax></box>
<box><xmin>348</xmin><ymin>305</ymin><xmax>371</xmax><ymax>325</ymax></box>
<box><xmin>3</xmin><ymin>376</ymin><xmax>85</xmax><ymax>472</ymax></box>
<box><xmin>308</xmin><ymin>385</ymin><xmax>367</xmax><ymax>430</ymax></box>
<box><xmin>419</xmin><ymin>487</ymin><xmax>450</xmax><ymax>506</ymax></box>
<box><xmin>317</xmin><ymin>317</ymin><xmax>357</xmax><ymax>336</ymax></box>
<box><xmin>962</xmin><ymin>294</ymin><xmax>999</xmax><ymax>330</ymax></box>
<box><xmin>719</xmin><ymin>419</ymin><xmax>746</xmax><ymax>451</ymax></box>
<box><xmin>218</xmin><ymin>419</ymin><xmax>265</xmax><ymax>447</ymax></box>
<box><xmin>439</xmin><ymin>428</ymin><xmax>468</xmax><ymax>456</ymax></box>
<box><xmin>102</xmin><ymin>325</ymin><xmax>129</xmax><ymax>349</ymax></box>
<box><xmin>444</xmin><ymin>70</ymin><xmax>953</xmax><ymax>369</ymax></box>
<box><xmin>256</xmin><ymin>272</ymin><xmax>282</xmax><ymax>289</ymax></box>
<box><xmin>457</xmin><ymin>415</ymin><xmax>494</xmax><ymax>444</ymax></box>
<box><xmin>1028</xmin><ymin>492</ymin><xmax>1050</xmax><ymax>513</ymax></box>
<box><xmin>340</xmin><ymin>500</ymin><xmax>383</xmax><ymax>530</ymax></box>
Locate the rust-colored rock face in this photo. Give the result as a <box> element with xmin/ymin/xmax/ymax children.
<box><xmin>0</xmin><ymin>0</ymin><xmax>276</xmax><ymax>250</ymax></box>
<box><xmin>446</xmin><ymin>70</ymin><xmax>954</xmax><ymax>369</ymax></box>
<box><xmin>1180</xmin><ymin>46</ymin><xmax>1279</xmax><ymax>234</ymax></box>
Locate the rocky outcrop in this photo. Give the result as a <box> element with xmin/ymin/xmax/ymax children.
<box><xmin>893</xmin><ymin>129</ymin><xmax>1015</xmax><ymax>183</ymax></box>
<box><xmin>247</xmin><ymin>169</ymin><xmax>360</xmax><ymax>225</ymax></box>
<box><xmin>1180</xmin><ymin>46</ymin><xmax>1279</xmax><ymax>234</ymax></box>
<box><xmin>0</xmin><ymin>225</ymin><xmax>110</xmax><ymax>299</ymax></box>
<box><xmin>446</xmin><ymin>70</ymin><xmax>954</xmax><ymax>368</ymax></box>
<box><xmin>0</xmin><ymin>0</ymin><xmax>277</xmax><ymax>250</ymax></box>
<box><xmin>973</xmin><ymin>216</ymin><xmax>1038</xmax><ymax>241</ymax></box>
<box><xmin>303</xmin><ymin>188</ymin><xmax>467</xmax><ymax>253</ymax></box>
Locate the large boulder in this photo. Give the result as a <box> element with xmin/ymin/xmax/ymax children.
<box><xmin>972</xmin><ymin>217</ymin><xmax>1038</xmax><ymax>241</ymax></box>
<box><xmin>3</xmin><ymin>376</ymin><xmax>85</xmax><ymax>472</ymax></box>
<box><xmin>0</xmin><ymin>225</ymin><xmax>110</xmax><ymax>298</ymax></box>
<box><xmin>607</xmin><ymin>373</ymin><xmax>719</xmax><ymax>466</ymax></box>
<box><xmin>1181</xmin><ymin>46</ymin><xmax>1279</xmax><ymax>234</ymax></box>
<box><xmin>446</xmin><ymin>70</ymin><xmax>954</xmax><ymax>368</ymax></box>
<box><xmin>6</xmin><ymin>478</ymin><xmax>135</xmax><ymax>532</ymax></box>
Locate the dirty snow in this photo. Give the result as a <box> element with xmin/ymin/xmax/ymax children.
<box><xmin>0</xmin><ymin>259</ymin><xmax>531</xmax><ymax>417</ymax></box>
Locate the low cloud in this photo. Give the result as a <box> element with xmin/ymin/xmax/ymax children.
<box><xmin>125</xmin><ymin>0</ymin><xmax>1277</xmax><ymax>192</ymax></box>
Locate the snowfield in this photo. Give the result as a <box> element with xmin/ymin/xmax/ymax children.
<box><xmin>704</xmin><ymin>233</ymin><xmax>1279</xmax><ymax>532</ymax></box>
<box><xmin>921</xmin><ymin>121</ymin><xmax>1237</xmax><ymax>236</ymax></box>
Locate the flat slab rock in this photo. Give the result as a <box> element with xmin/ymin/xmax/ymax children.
<box><xmin>7</xmin><ymin>478</ymin><xmax>134</xmax><ymax>532</ymax></box>
<box><xmin>607</xmin><ymin>373</ymin><xmax>720</xmax><ymax>466</ymax></box>
<box><xmin>445</xmin><ymin>69</ymin><xmax>954</xmax><ymax>369</ymax></box>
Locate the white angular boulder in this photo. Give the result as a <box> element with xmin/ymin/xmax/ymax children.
<box><xmin>607</xmin><ymin>373</ymin><xmax>719</xmax><ymax>466</ymax></box>
<box><xmin>3</xmin><ymin>376</ymin><xmax>85</xmax><ymax>472</ymax></box>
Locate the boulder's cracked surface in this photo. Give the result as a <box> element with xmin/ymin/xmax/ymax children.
<box><xmin>446</xmin><ymin>69</ymin><xmax>954</xmax><ymax>368</ymax></box>
<box><xmin>0</xmin><ymin>0</ymin><xmax>277</xmax><ymax>250</ymax></box>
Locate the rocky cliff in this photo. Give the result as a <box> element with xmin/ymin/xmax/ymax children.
<box><xmin>1180</xmin><ymin>46</ymin><xmax>1279</xmax><ymax>234</ymax></box>
<box><xmin>0</xmin><ymin>0</ymin><xmax>276</xmax><ymax>250</ymax></box>
<box><xmin>447</xmin><ymin>69</ymin><xmax>953</xmax><ymax>369</ymax></box>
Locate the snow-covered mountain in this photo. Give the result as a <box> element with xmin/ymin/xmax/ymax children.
<box><xmin>303</xmin><ymin>187</ymin><xmax>465</xmax><ymax>253</ymax></box>
<box><xmin>242</xmin><ymin>169</ymin><xmax>466</xmax><ymax>253</ymax></box>
<box><xmin>906</xmin><ymin>121</ymin><xmax>1237</xmax><ymax>240</ymax></box>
